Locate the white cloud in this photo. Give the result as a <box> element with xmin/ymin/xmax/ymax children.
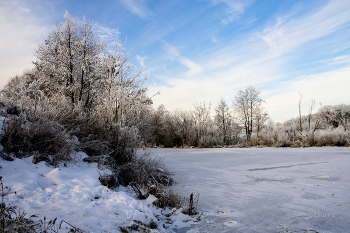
<box><xmin>265</xmin><ymin>67</ymin><xmax>350</xmax><ymax>122</ymax></box>
<box><xmin>136</xmin><ymin>54</ymin><xmax>148</xmax><ymax>68</ymax></box>
<box><xmin>331</xmin><ymin>55</ymin><xmax>350</xmax><ymax>65</ymax></box>
<box><xmin>238</xmin><ymin>16</ymin><xmax>259</xmax><ymax>30</ymax></box>
<box><xmin>164</xmin><ymin>43</ymin><xmax>203</xmax><ymax>76</ymax></box>
<box><xmin>211</xmin><ymin>0</ymin><xmax>254</xmax><ymax>24</ymax></box>
<box><xmin>150</xmin><ymin>65</ymin><xmax>350</xmax><ymax>121</ymax></box>
<box><xmin>0</xmin><ymin>1</ymin><xmax>53</xmax><ymax>88</ymax></box>
<box><xmin>260</xmin><ymin>0</ymin><xmax>350</xmax><ymax>56</ymax></box>
<box><xmin>96</xmin><ymin>25</ymin><xmax>121</xmax><ymax>44</ymax></box>
<box><xmin>179</xmin><ymin>58</ymin><xmax>203</xmax><ymax>76</ymax></box>
<box><xmin>119</xmin><ymin>0</ymin><xmax>154</xmax><ymax>20</ymax></box>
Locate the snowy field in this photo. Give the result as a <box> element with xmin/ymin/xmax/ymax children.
<box><xmin>151</xmin><ymin>147</ymin><xmax>350</xmax><ymax>233</ymax></box>
<box><xmin>0</xmin><ymin>151</ymin><xmax>195</xmax><ymax>232</ymax></box>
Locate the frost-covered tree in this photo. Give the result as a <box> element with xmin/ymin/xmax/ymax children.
<box><xmin>1</xmin><ymin>69</ymin><xmax>46</xmax><ymax>116</ymax></box>
<box><xmin>98</xmin><ymin>42</ymin><xmax>153</xmax><ymax>130</ymax></box>
<box><xmin>150</xmin><ymin>104</ymin><xmax>168</xmax><ymax>146</ymax></box>
<box><xmin>214</xmin><ymin>98</ymin><xmax>232</xmax><ymax>144</ymax></box>
<box><xmin>171</xmin><ymin>109</ymin><xmax>195</xmax><ymax>147</ymax></box>
<box><xmin>34</xmin><ymin>11</ymin><xmax>79</xmax><ymax>106</ymax></box>
<box><xmin>233</xmin><ymin>86</ymin><xmax>264</xmax><ymax>140</ymax></box>
<box><xmin>254</xmin><ymin>106</ymin><xmax>269</xmax><ymax>138</ymax></box>
<box><xmin>191</xmin><ymin>102</ymin><xmax>212</xmax><ymax>147</ymax></box>
<box><xmin>76</xmin><ymin>16</ymin><xmax>104</xmax><ymax>111</ymax></box>
<box><xmin>318</xmin><ymin>104</ymin><xmax>350</xmax><ymax>130</ymax></box>
<box><xmin>298</xmin><ymin>93</ymin><xmax>303</xmax><ymax>132</ymax></box>
<box><xmin>33</xmin><ymin>11</ymin><xmax>103</xmax><ymax>111</ymax></box>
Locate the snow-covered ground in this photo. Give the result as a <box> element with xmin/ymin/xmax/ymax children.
<box><xmin>0</xmin><ymin>152</ymin><xmax>198</xmax><ymax>232</ymax></box>
<box><xmin>152</xmin><ymin>147</ymin><xmax>350</xmax><ymax>233</ymax></box>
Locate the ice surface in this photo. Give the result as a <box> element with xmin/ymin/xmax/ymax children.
<box><xmin>151</xmin><ymin>147</ymin><xmax>350</xmax><ymax>233</ymax></box>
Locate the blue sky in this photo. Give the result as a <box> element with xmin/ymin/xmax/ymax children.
<box><xmin>1</xmin><ymin>0</ymin><xmax>350</xmax><ymax>122</ymax></box>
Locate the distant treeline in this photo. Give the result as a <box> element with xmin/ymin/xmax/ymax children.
<box><xmin>143</xmin><ymin>97</ymin><xmax>350</xmax><ymax>148</ymax></box>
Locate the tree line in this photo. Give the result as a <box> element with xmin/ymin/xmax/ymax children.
<box><xmin>147</xmin><ymin>92</ymin><xmax>349</xmax><ymax>148</ymax></box>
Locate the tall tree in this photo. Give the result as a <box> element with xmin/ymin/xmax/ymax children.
<box><xmin>214</xmin><ymin>98</ymin><xmax>232</xmax><ymax>144</ymax></box>
<box><xmin>77</xmin><ymin>16</ymin><xmax>103</xmax><ymax>110</ymax></box>
<box><xmin>150</xmin><ymin>104</ymin><xmax>168</xmax><ymax>146</ymax></box>
<box><xmin>191</xmin><ymin>102</ymin><xmax>211</xmax><ymax>146</ymax></box>
<box><xmin>233</xmin><ymin>86</ymin><xmax>264</xmax><ymax>140</ymax></box>
<box><xmin>34</xmin><ymin>11</ymin><xmax>103</xmax><ymax>110</ymax></box>
<box><xmin>99</xmin><ymin>42</ymin><xmax>151</xmax><ymax>127</ymax></box>
<box><xmin>298</xmin><ymin>93</ymin><xmax>303</xmax><ymax>132</ymax></box>
<box><xmin>254</xmin><ymin>106</ymin><xmax>269</xmax><ymax>138</ymax></box>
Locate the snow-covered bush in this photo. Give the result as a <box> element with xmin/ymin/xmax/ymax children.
<box><xmin>0</xmin><ymin>113</ymin><xmax>77</xmax><ymax>165</ymax></box>
<box><xmin>117</xmin><ymin>151</ymin><xmax>179</xmax><ymax>209</ymax></box>
<box><xmin>118</xmin><ymin>152</ymin><xmax>173</xmax><ymax>187</ymax></box>
<box><xmin>314</xmin><ymin>126</ymin><xmax>349</xmax><ymax>146</ymax></box>
<box><xmin>155</xmin><ymin>188</ymin><xmax>182</xmax><ymax>209</ymax></box>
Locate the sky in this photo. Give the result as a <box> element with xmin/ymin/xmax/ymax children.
<box><xmin>1</xmin><ymin>0</ymin><xmax>350</xmax><ymax>122</ymax></box>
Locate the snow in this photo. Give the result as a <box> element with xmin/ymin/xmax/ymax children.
<box><xmin>0</xmin><ymin>151</ymin><xmax>193</xmax><ymax>232</ymax></box>
<box><xmin>152</xmin><ymin>147</ymin><xmax>350</xmax><ymax>233</ymax></box>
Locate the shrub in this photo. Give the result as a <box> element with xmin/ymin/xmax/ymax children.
<box><xmin>0</xmin><ymin>114</ymin><xmax>77</xmax><ymax>166</ymax></box>
<box><xmin>117</xmin><ymin>151</ymin><xmax>173</xmax><ymax>187</ymax></box>
<box><xmin>152</xmin><ymin>187</ymin><xmax>182</xmax><ymax>209</ymax></box>
<box><xmin>75</xmin><ymin>118</ymin><xmax>141</xmax><ymax>168</ymax></box>
<box><xmin>118</xmin><ymin>151</ymin><xmax>181</xmax><ymax>209</ymax></box>
<box><xmin>314</xmin><ymin>126</ymin><xmax>349</xmax><ymax>146</ymax></box>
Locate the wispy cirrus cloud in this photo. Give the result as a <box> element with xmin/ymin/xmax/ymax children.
<box><xmin>164</xmin><ymin>43</ymin><xmax>202</xmax><ymax>76</ymax></box>
<box><xmin>136</xmin><ymin>54</ymin><xmax>148</xmax><ymax>68</ymax></box>
<box><xmin>260</xmin><ymin>0</ymin><xmax>350</xmax><ymax>56</ymax></box>
<box><xmin>96</xmin><ymin>25</ymin><xmax>121</xmax><ymax>44</ymax></box>
<box><xmin>211</xmin><ymin>0</ymin><xmax>254</xmax><ymax>24</ymax></box>
<box><xmin>119</xmin><ymin>0</ymin><xmax>154</xmax><ymax>20</ymax></box>
<box><xmin>331</xmin><ymin>55</ymin><xmax>350</xmax><ymax>65</ymax></box>
<box><xmin>95</xmin><ymin>24</ymin><xmax>124</xmax><ymax>52</ymax></box>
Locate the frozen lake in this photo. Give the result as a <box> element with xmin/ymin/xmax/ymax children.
<box><xmin>151</xmin><ymin>147</ymin><xmax>350</xmax><ymax>233</ymax></box>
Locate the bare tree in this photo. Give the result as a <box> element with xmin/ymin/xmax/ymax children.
<box><xmin>254</xmin><ymin>107</ymin><xmax>269</xmax><ymax>138</ymax></box>
<box><xmin>99</xmin><ymin>42</ymin><xmax>151</xmax><ymax>127</ymax></box>
<box><xmin>150</xmin><ymin>104</ymin><xmax>168</xmax><ymax>146</ymax></box>
<box><xmin>308</xmin><ymin>98</ymin><xmax>315</xmax><ymax>131</ymax></box>
<box><xmin>191</xmin><ymin>102</ymin><xmax>211</xmax><ymax>147</ymax></box>
<box><xmin>298</xmin><ymin>92</ymin><xmax>303</xmax><ymax>132</ymax></box>
<box><xmin>214</xmin><ymin>98</ymin><xmax>232</xmax><ymax>144</ymax></box>
<box><xmin>172</xmin><ymin>109</ymin><xmax>194</xmax><ymax>147</ymax></box>
<box><xmin>33</xmin><ymin>11</ymin><xmax>104</xmax><ymax>112</ymax></box>
<box><xmin>233</xmin><ymin>86</ymin><xmax>263</xmax><ymax>141</ymax></box>
<box><xmin>77</xmin><ymin>16</ymin><xmax>103</xmax><ymax>111</ymax></box>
